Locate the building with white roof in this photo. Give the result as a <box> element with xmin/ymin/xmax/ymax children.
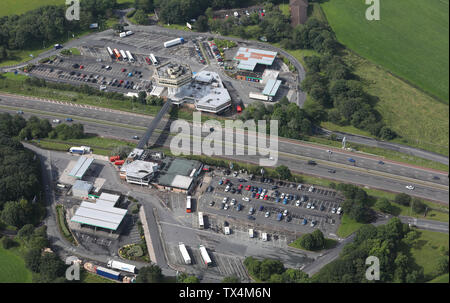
<box><xmin>71</xmin><ymin>201</ymin><xmax>127</xmax><ymax>232</ymax></box>
<box><xmin>69</xmin><ymin>156</ymin><xmax>94</xmax><ymax>179</ymax></box>
<box><xmin>262</xmin><ymin>79</ymin><xmax>282</xmax><ymax>97</ymax></box>
<box><xmin>233</xmin><ymin>47</ymin><xmax>278</xmax><ymax>71</ymax></box>
<box><xmin>119</xmin><ymin>160</ymin><xmax>159</xmax><ymax>186</ymax></box>
<box><xmin>168</xmin><ymin>70</ymin><xmax>231</xmax><ymax>114</ymax></box>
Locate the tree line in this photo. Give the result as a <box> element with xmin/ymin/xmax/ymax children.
<box><xmin>313</xmin><ymin>218</ymin><xmax>427</xmax><ymax>282</ymax></box>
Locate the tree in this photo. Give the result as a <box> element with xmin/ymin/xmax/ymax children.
<box><xmin>39</xmin><ymin>252</ymin><xmax>65</xmax><ymax>282</ymax></box>
<box><xmin>436</xmin><ymin>257</ymin><xmax>449</xmax><ymax>275</ymax></box>
<box><xmin>275</xmin><ymin>165</ymin><xmax>291</xmax><ymax>180</ymax></box>
<box><xmin>138</xmin><ymin>91</ymin><xmax>147</xmax><ymax>104</ymax></box>
<box><xmin>183</xmin><ymin>275</ymin><xmax>200</xmax><ymax>283</ymax></box>
<box><xmin>1</xmin><ymin>201</ymin><xmax>26</xmax><ymax>228</ymax></box>
<box><xmin>194</xmin><ymin>15</ymin><xmax>209</xmax><ymax>32</ymax></box>
<box><xmin>111</xmin><ymin>145</ymin><xmax>133</xmax><ymax>159</ymax></box>
<box><xmin>259</xmin><ymin>259</ymin><xmax>284</xmax><ymax>281</ymax></box>
<box><xmin>411</xmin><ymin>198</ymin><xmax>426</xmax><ymax>214</ymax></box>
<box><xmin>394</xmin><ymin>193</ymin><xmax>411</xmax><ymax>206</ymax></box>
<box><xmin>25</xmin><ymin>248</ymin><xmax>42</xmax><ymax>273</ymax></box>
<box><xmin>375</xmin><ymin>198</ymin><xmax>393</xmax><ymax>214</ymax></box>
<box><xmin>282</xmin><ymin>268</ymin><xmax>309</xmax><ymax>283</ymax></box>
<box><xmin>205</xmin><ymin>7</ymin><xmax>214</xmax><ymax>19</ymax></box>
<box><xmin>1</xmin><ymin>236</ymin><xmax>16</xmax><ymax>249</ymax></box>
<box><xmin>300</xmin><ymin>233</ymin><xmax>315</xmax><ymax>250</ymax></box>
<box><xmin>134</xmin><ymin>9</ymin><xmax>149</xmax><ymax>25</ymax></box>
<box><xmin>268</xmin><ymin>273</ymin><xmax>284</xmax><ymax>283</ymax></box>
<box><xmin>222</xmin><ymin>276</ymin><xmax>240</xmax><ymax>283</ymax></box>
<box><xmin>136</xmin><ymin>264</ymin><xmax>163</xmax><ymax>283</ymax></box>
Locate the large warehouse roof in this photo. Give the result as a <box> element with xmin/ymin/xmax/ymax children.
<box><xmin>69</xmin><ymin>156</ymin><xmax>94</xmax><ymax>179</ymax></box>
<box><xmin>262</xmin><ymin>79</ymin><xmax>282</xmax><ymax>97</ymax></box>
<box><xmin>71</xmin><ymin>201</ymin><xmax>127</xmax><ymax>231</ymax></box>
<box><xmin>234</xmin><ymin>47</ymin><xmax>277</xmax><ymax>71</ymax></box>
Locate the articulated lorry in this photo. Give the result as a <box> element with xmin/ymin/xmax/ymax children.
<box><xmin>107</xmin><ymin>260</ymin><xmax>136</xmax><ymax>274</ymax></box>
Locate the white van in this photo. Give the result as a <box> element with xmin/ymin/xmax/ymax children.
<box><xmin>224</xmin><ymin>226</ymin><xmax>230</xmax><ymax>235</ymax></box>
<box><xmin>119</xmin><ymin>32</ymin><xmax>126</xmax><ymax>38</ymax></box>
<box><xmin>248</xmin><ymin>229</ymin><xmax>254</xmax><ymax>238</ymax></box>
<box><xmin>261</xmin><ymin>232</ymin><xmax>267</xmax><ymax>241</ymax></box>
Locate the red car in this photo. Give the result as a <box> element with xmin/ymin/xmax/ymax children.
<box><xmin>145</xmin><ymin>57</ymin><xmax>151</xmax><ymax>65</ymax></box>
<box><xmin>264</xmin><ymin>194</ymin><xmax>268</xmax><ymax>200</ymax></box>
<box><xmin>238</xmin><ymin>184</ymin><xmax>243</xmax><ymax>190</ymax></box>
<box><xmin>119</xmin><ymin>79</ymin><xmax>124</xmax><ymax>84</ymax></box>
<box><xmin>225</xmin><ymin>179</ymin><xmax>230</xmax><ymax>184</ymax></box>
<box><xmin>121</xmin><ymin>68</ymin><xmax>126</xmax><ymax>72</ymax></box>
<box><xmin>79</xmin><ymin>65</ymin><xmax>84</xmax><ymax>69</ymax></box>
<box><xmin>256</xmin><ymin>193</ymin><xmax>260</xmax><ymax>199</ymax></box>
<box><xmin>245</xmin><ymin>185</ymin><xmax>251</xmax><ymax>191</ymax></box>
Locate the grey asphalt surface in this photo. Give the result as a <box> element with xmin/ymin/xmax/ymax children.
<box><xmin>1</xmin><ymin>93</ymin><xmax>448</xmax><ymax>204</ymax></box>
<box><xmin>320</xmin><ymin>128</ymin><xmax>449</xmax><ymax>166</ymax></box>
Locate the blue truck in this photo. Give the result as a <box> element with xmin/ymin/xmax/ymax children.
<box><xmin>96</xmin><ymin>266</ymin><xmax>121</xmax><ymax>280</ymax></box>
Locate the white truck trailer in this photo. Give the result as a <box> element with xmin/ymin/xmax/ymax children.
<box><xmin>164</xmin><ymin>37</ymin><xmax>185</xmax><ymax>48</ymax></box>
<box><xmin>107</xmin><ymin>260</ymin><xmax>136</xmax><ymax>274</ymax></box>
<box><xmin>125</xmin><ymin>50</ymin><xmax>134</xmax><ymax>62</ymax></box>
<box><xmin>120</xmin><ymin>50</ymin><xmax>127</xmax><ymax>61</ymax></box>
<box><xmin>199</xmin><ymin>245</ymin><xmax>212</xmax><ymax>266</ymax></box>
<box><xmin>249</xmin><ymin>92</ymin><xmax>272</xmax><ymax>102</ymax></box>
<box><xmin>178</xmin><ymin>243</ymin><xmax>191</xmax><ymax>265</ymax></box>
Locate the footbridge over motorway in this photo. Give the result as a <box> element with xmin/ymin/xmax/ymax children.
<box><xmin>137</xmin><ymin>99</ymin><xmax>172</xmax><ymax>149</ymax></box>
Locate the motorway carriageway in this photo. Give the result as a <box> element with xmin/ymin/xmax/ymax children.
<box><xmin>0</xmin><ymin>93</ymin><xmax>448</xmax><ymax>203</ymax></box>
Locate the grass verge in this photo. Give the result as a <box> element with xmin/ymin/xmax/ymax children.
<box><xmin>410</xmin><ymin>230</ymin><xmax>449</xmax><ymax>281</ymax></box>
<box><xmin>0</xmin><ymin>244</ymin><xmax>33</xmax><ymax>283</ymax></box>
<box><xmin>55</xmin><ymin>205</ymin><xmax>75</xmax><ymax>244</ymax></box>
<box><xmin>336</xmin><ymin>214</ymin><xmax>365</xmax><ymax>238</ymax></box>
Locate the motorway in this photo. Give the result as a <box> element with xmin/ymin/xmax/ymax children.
<box><xmin>1</xmin><ymin>93</ymin><xmax>448</xmax><ymax>204</ymax></box>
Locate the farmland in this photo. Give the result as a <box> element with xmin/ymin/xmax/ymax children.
<box><xmin>0</xmin><ymin>245</ymin><xmax>32</xmax><ymax>283</ymax></box>
<box><xmin>320</xmin><ymin>0</ymin><xmax>449</xmax><ymax>103</ymax></box>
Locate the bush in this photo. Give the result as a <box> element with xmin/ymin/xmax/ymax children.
<box><xmin>394</xmin><ymin>193</ymin><xmax>412</xmax><ymax>206</ymax></box>
<box><xmin>375</xmin><ymin>198</ymin><xmax>393</xmax><ymax>214</ymax></box>
<box><xmin>1</xmin><ymin>236</ymin><xmax>16</xmax><ymax>249</ymax></box>
<box><xmin>411</xmin><ymin>198</ymin><xmax>426</xmax><ymax>214</ymax></box>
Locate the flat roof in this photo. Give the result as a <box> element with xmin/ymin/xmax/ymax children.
<box><xmin>72</xmin><ymin>180</ymin><xmax>93</xmax><ymax>193</ymax></box>
<box><xmin>234</xmin><ymin>47</ymin><xmax>277</xmax><ymax>71</ymax></box>
<box><xmin>69</xmin><ymin>157</ymin><xmax>94</xmax><ymax>179</ymax></box>
<box><xmin>71</xmin><ymin>201</ymin><xmax>127</xmax><ymax>231</ymax></box>
<box><xmin>262</xmin><ymin>79</ymin><xmax>282</xmax><ymax>96</ymax></box>
<box><xmin>99</xmin><ymin>193</ymin><xmax>120</xmax><ymax>204</ymax></box>
<box><xmin>170</xmin><ymin>175</ymin><xmax>193</xmax><ymax>190</ymax></box>
<box><xmin>120</xmin><ymin>160</ymin><xmax>159</xmax><ymax>179</ymax></box>
<box><xmin>168</xmin><ymin>71</ymin><xmax>231</xmax><ymax>112</ymax></box>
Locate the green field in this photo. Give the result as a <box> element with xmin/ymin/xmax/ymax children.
<box><xmin>321</xmin><ymin>0</ymin><xmax>449</xmax><ymax>103</ymax></box>
<box><xmin>1</xmin><ymin>0</ymin><xmax>63</xmax><ymax>17</ymax></box>
<box><xmin>428</xmin><ymin>273</ymin><xmax>449</xmax><ymax>283</ymax></box>
<box><xmin>336</xmin><ymin>214</ymin><xmax>365</xmax><ymax>238</ymax></box>
<box><xmin>410</xmin><ymin>230</ymin><xmax>449</xmax><ymax>281</ymax></box>
<box><xmin>0</xmin><ymin>245</ymin><xmax>33</xmax><ymax>283</ymax></box>
<box><xmin>318</xmin><ymin>50</ymin><xmax>450</xmax><ymax>157</ymax></box>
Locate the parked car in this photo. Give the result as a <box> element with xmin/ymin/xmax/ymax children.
<box><xmin>265</xmin><ymin>211</ymin><xmax>270</xmax><ymax>218</ymax></box>
<box><xmin>66</xmin><ymin>117</ymin><xmax>73</xmax><ymax>122</ymax></box>
<box><xmin>52</xmin><ymin>119</ymin><xmax>61</xmax><ymax>123</ymax></box>
<box><xmin>302</xmin><ymin>219</ymin><xmax>307</xmax><ymax>225</ymax></box>
<box><xmin>242</xmin><ymin>197</ymin><xmax>250</xmax><ymax>202</ymax></box>
<box><xmin>406</xmin><ymin>185</ymin><xmax>415</xmax><ymax>190</ymax></box>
